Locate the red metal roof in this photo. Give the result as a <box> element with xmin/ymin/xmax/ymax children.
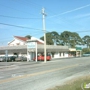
<box><xmin>14</xmin><ymin>36</ymin><xmax>44</xmax><ymax>44</ymax></box>
<box><xmin>14</xmin><ymin>36</ymin><xmax>29</xmax><ymax>42</ymax></box>
<box><xmin>37</xmin><ymin>41</ymin><xmax>44</xmax><ymax>44</ymax></box>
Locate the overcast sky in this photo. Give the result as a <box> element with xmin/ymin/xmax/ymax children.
<box><xmin>0</xmin><ymin>0</ymin><xmax>90</xmax><ymax>45</ymax></box>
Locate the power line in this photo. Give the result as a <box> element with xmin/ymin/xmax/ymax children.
<box><xmin>0</xmin><ymin>1</ymin><xmax>89</xmax><ymax>33</ymax></box>
<box><xmin>0</xmin><ymin>22</ymin><xmax>43</xmax><ymax>31</ymax></box>
<box><xmin>0</xmin><ymin>22</ymin><xmax>90</xmax><ymax>34</ymax></box>
<box><xmin>10</xmin><ymin>0</ymin><xmax>42</xmax><ymax>16</ymax></box>
<box><xmin>0</xmin><ymin>0</ymin><xmax>82</xmax><ymax>31</ymax></box>
<box><xmin>48</xmin><ymin>4</ymin><xmax>90</xmax><ymax>18</ymax></box>
<box><xmin>0</xmin><ymin>3</ymin><xmax>34</xmax><ymax>16</ymax></box>
<box><xmin>0</xmin><ymin>14</ymin><xmax>42</xmax><ymax>19</ymax></box>
<box><xmin>45</xmin><ymin>4</ymin><xmax>90</xmax><ymax>30</ymax></box>
<box><xmin>47</xmin><ymin>30</ymin><xmax>90</xmax><ymax>34</ymax></box>
<box><xmin>0</xmin><ymin>30</ymin><xmax>90</xmax><ymax>44</ymax></box>
<box><xmin>13</xmin><ymin>0</ymin><xmax>42</xmax><ymax>9</ymax></box>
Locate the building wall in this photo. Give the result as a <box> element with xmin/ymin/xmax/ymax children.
<box><xmin>1</xmin><ymin>36</ymin><xmax>69</xmax><ymax>59</ymax></box>
<box><xmin>54</xmin><ymin>52</ymin><xmax>68</xmax><ymax>58</ymax></box>
<box><xmin>9</xmin><ymin>39</ymin><xmax>26</xmax><ymax>46</ymax></box>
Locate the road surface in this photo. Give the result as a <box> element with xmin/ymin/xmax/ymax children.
<box><xmin>0</xmin><ymin>57</ymin><xmax>90</xmax><ymax>90</ymax></box>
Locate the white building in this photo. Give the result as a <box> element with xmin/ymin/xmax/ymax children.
<box><xmin>8</xmin><ymin>36</ymin><xmax>44</xmax><ymax>46</ymax></box>
<box><xmin>0</xmin><ymin>36</ymin><xmax>69</xmax><ymax>61</ymax></box>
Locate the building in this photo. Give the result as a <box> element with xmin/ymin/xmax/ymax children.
<box><xmin>69</xmin><ymin>47</ymin><xmax>82</xmax><ymax>57</ymax></box>
<box><xmin>0</xmin><ymin>36</ymin><xmax>69</xmax><ymax>61</ymax></box>
<box><xmin>8</xmin><ymin>36</ymin><xmax>44</xmax><ymax>46</ymax></box>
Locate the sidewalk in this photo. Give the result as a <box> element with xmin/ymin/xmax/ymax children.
<box><xmin>0</xmin><ymin>61</ymin><xmax>41</xmax><ymax>69</ymax></box>
<box><xmin>0</xmin><ymin>57</ymin><xmax>82</xmax><ymax>69</ymax></box>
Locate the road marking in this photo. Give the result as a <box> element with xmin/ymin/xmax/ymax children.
<box><xmin>0</xmin><ymin>64</ymin><xmax>78</xmax><ymax>84</ymax></box>
<box><xmin>0</xmin><ymin>76</ymin><xmax>4</xmax><ymax>79</ymax></box>
<box><xmin>12</xmin><ymin>73</ymin><xmax>24</xmax><ymax>77</ymax></box>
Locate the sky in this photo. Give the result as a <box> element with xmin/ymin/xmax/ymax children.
<box><xmin>0</xmin><ymin>0</ymin><xmax>90</xmax><ymax>46</ymax></box>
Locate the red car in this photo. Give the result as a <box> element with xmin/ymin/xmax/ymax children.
<box><xmin>33</xmin><ymin>55</ymin><xmax>51</xmax><ymax>61</ymax></box>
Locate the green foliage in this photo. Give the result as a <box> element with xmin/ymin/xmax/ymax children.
<box><xmin>40</xmin><ymin>36</ymin><xmax>44</xmax><ymax>41</ymax></box>
<box><xmin>48</xmin><ymin>76</ymin><xmax>90</xmax><ymax>90</ymax></box>
<box><xmin>82</xmin><ymin>48</ymin><xmax>90</xmax><ymax>54</ymax></box>
<box><xmin>40</xmin><ymin>32</ymin><xmax>54</xmax><ymax>45</ymax></box>
<box><xmin>46</xmin><ymin>33</ymin><xmax>54</xmax><ymax>45</ymax></box>
<box><xmin>40</xmin><ymin>31</ymin><xmax>61</xmax><ymax>45</ymax></box>
<box><xmin>25</xmin><ymin>35</ymin><xmax>31</xmax><ymax>39</ymax></box>
<box><xmin>51</xmin><ymin>31</ymin><xmax>60</xmax><ymax>45</ymax></box>
<box><xmin>60</xmin><ymin>31</ymin><xmax>83</xmax><ymax>48</ymax></box>
<box><xmin>40</xmin><ymin>31</ymin><xmax>90</xmax><ymax>48</ymax></box>
<box><xmin>82</xmin><ymin>35</ymin><xmax>90</xmax><ymax>48</ymax></box>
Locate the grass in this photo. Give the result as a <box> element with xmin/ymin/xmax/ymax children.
<box><xmin>48</xmin><ymin>75</ymin><xmax>90</xmax><ymax>90</ymax></box>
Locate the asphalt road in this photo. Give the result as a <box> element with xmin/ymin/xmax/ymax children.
<box><xmin>0</xmin><ymin>57</ymin><xmax>90</xmax><ymax>90</ymax></box>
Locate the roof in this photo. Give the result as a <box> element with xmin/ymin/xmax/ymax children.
<box><xmin>14</xmin><ymin>36</ymin><xmax>29</xmax><ymax>42</ymax></box>
<box><xmin>37</xmin><ymin>41</ymin><xmax>44</xmax><ymax>44</ymax></box>
<box><xmin>15</xmin><ymin>36</ymin><xmax>44</xmax><ymax>44</ymax></box>
<box><xmin>0</xmin><ymin>45</ymin><xmax>69</xmax><ymax>53</ymax></box>
<box><xmin>8</xmin><ymin>36</ymin><xmax>44</xmax><ymax>45</ymax></box>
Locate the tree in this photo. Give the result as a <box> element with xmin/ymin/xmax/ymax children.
<box><xmin>82</xmin><ymin>48</ymin><xmax>90</xmax><ymax>54</ymax></box>
<box><xmin>25</xmin><ymin>35</ymin><xmax>31</xmax><ymax>39</ymax></box>
<box><xmin>51</xmin><ymin>31</ymin><xmax>60</xmax><ymax>45</ymax></box>
<box><xmin>82</xmin><ymin>35</ymin><xmax>90</xmax><ymax>48</ymax></box>
<box><xmin>40</xmin><ymin>31</ymin><xmax>83</xmax><ymax>47</ymax></box>
<box><xmin>60</xmin><ymin>31</ymin><xmax>71</xmax><ymax>46</ymax></box>
<box><xmin>60</xmin><ymin>31</ymin><xmax>83</xmax><ymax>48</ymax></box>
<box><xmin>40</xmin><ymin>32</ymin><xmax>54</xmax><ymax>45</ymax></box>
<box><xmin>40</xmin><ymin>31</ymin><xmax>60</xmax><ymax>45</ymax></box>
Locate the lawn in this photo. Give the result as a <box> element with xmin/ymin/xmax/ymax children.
<box><xmin>48</xmin><ymin>75</ymin><xmax>90</xmax><ymax>90</ymax></box>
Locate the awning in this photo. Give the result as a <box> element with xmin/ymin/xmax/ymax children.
<box><xmin>0</xmin><ymin>45</ymin><xmax>69</xmax><ymax>54</ymax></box>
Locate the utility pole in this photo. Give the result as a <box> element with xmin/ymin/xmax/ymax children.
<box><xmin>42</xmin><ymin>8</ymin><xmax>46</xmax><ymax>63</ymax></box>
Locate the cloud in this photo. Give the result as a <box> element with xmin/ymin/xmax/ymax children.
<box><xmin>48</xmin><ymin>4</ymin><xmax>90</xmax><ymax>18</ymax></box>
<box><xmin>74</xmin><ymin>13</ymin><xmax>90</xmax><ymax>19</ymax></box>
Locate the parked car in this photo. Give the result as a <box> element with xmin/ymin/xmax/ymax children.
<box><xmin>82</xmin><ymin>52</ymin><xmax>90</xmax><ymax>57</ymax></box>
<box><xmin>0</xmin><ymin>56</ymin><xmax>14</xmax><ymax>62</ymax></box>
<box><xmin>0</xmin><ymin>57</ymin><xmax>6</xmax><ymax>62</ymax></box>
<box><xmin>9</xmin><ymin>56</ymin><xmax>16</xmax><ymax>62</ymax></box>
<box><xmin>15</xmin><ymin>56</ymin><xmax>27</xmax><ymax>62</ymax></box>
<box><xmin>33</xmin><ymin>54</ymin><xmax>51</xmax><ymax>61</ymax></box>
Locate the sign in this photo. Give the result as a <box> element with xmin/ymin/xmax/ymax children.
<box><xmin>27</xmin><ymin>42</ymin><xmax>36</xmax><ymax>49</ymax></box>
<box><xmin>76</xmin><ymin>47</ymin><xmax>82</xmax><ymax>50</ymax></box>
<box><xmin>5</xmin><ymin>50</ymin><xmax>8</xmax><ymax>57</ymax></box>
<box><xmin>84</xmin><ymin>83</ymin><xmax>90</xmax><ymax>89</ymax></box>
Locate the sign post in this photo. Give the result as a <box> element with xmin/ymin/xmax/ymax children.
<box><xmin>27</xmin><ymin>40</ymin><xmax>37</xmax><ymax>62</ymax></box>
<box><xmin>5</xmin><ymin>50</ymin><xmax>8</xmax><ymax>67</ymax></box>
<box><xmin>5</xmin><ymin>50</ymin><xmax>8</xmax><ymax>62</ymax></box>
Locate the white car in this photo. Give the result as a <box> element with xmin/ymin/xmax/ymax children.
<box><xmin>15</xmin><ymin>56</ymin><xmax>27</xmax><ymax>62</ymax></box>
<box><xmin>0</xmin><ymin>57</ymin><xmax>5</xmax><ymax>62</ymax></box>
<box><xmin>83</xmin><ymin>52</ymin><xmax>90</xmax><ymax>57</ymax></box>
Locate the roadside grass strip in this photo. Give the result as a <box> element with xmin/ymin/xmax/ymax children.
<box><xmin>48</xmin><ymin>75</ymin><xmax>90</xmax><ymax>90</ymax></box>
